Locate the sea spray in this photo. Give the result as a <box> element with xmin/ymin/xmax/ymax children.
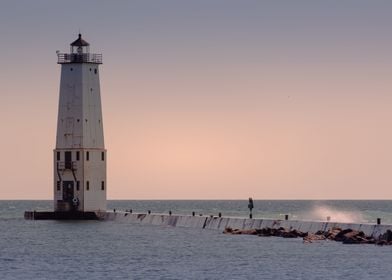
<box><xmin>298</xmin><ymin>205</ymin><xmax>365</xmax><ymax>223</ymax></box>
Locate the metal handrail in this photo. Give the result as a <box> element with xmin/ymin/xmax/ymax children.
<box><xmin>57</xmin><ymin>53</ymin><xmax>102</xmax><ymax>64</ymax></box>
<box><xmin>57</xmin><ymin>161</ymin><xmax>78</xmax><ymax>170</ymax></box>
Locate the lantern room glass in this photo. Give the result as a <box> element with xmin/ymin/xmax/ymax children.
<box><xmin>70</xmin><ymin>45</ymin><xmax>90</xmax><ymax>54</ymax></box>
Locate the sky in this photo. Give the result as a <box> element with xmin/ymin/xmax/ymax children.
<box><xmin>1</xmin><ymin>1</ymin><xmax>392</xmax><ymax>199</ymax></box>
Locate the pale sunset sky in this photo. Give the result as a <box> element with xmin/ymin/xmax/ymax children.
<box><xmin>1</xmin><ymin>1</ymin><xmax>392</xmax><ymax>199</ymax></box>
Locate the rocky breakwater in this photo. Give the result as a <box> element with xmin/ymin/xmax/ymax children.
<box><xmin>223</xmin><ymin>227</ymin><xmax>392</xmax><ymax>246</ymax></box>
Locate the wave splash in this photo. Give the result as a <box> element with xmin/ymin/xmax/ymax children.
<box><xmin>300</xmin><ymin>205</ymin><xmax>365</xmax><ymax>223</ymax></box>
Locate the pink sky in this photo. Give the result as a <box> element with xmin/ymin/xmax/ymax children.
<box><xmin>1</xmin><ymin>1</ymin><xmax>392</xmax><ymax>199</ymax></box>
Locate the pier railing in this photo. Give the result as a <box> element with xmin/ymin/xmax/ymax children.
<box><xmin>57</xmin><ymin>53</ymin><xmax>102</xmax><ymax>64</ymax></box>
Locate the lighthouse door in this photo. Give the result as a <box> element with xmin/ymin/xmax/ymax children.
<box><xmin>62</xmin><ymin>181</ymin><xmax>74</xmax><ymax>202</ymax></box>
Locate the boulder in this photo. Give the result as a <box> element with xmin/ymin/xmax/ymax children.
<box><xmin>270</xmin><ymin>228</ymin><xmax>280</xmax><ymax>236</ymax></box>
<box><xmin>223</xmin><ymin>227</ymin><xmax>233</xmax><ymax>234</ymax></box>
<box><xmin>344</xmin><ymin>230</ymin><xmax>363</xmax><ymax>238</ymax></box>
<box><xmin>376</xmin><ymin>240</ymin><xmax>388</xmax><ymax>246</ymax></box>
<box><xmin>303</xmin><ymin>233</ymin><xmax>326</xmax><ymax>243</ymax></box>
<box><xmin>232</xmin><ymin>229</ymin><xmax>243</xmax><ymax>234</ymax></box>
<box><xmin>325</xmin><ymin>228</ymin><xmax>342</xmax><ymax>240</ymax></box>
<box><xmin>379</xmin><ymin>230</ymin><xmax>392</xmax><ymax>242</ymax></box>
<box><xmin>257</xmin><ymin>228</ymin><xmax>272</xmax><ymax>236</ymax></box>
<box><xmin>281</xmin><ymin>229</ymin><xmax>306</xmax><ymax>238</ymax></box>
<box><xmin>342</xmin><ymin>237</ymin><xmax>361</xmax><ymax>244</ymax></box>
<box><xmin>365</xmin><ymin>236</ymin><xmax>376</xmax><ymax>244</ymax></box>
<box><xmin>224</xmin><ymin>225</ymin><xmax>387</xmax><ymax>246</ymax></box>
<box><xmin>281</xmin><ymin>231</ymin><xmax>298</xmax><ymax>238</ymax></box>
<box><xmin>294</xmin><ymin>230</ymin><xmax>308</xmax><ymax>238</ymax></box>
<box><xmin>223</xmin><ymin>228</ymin><xmax>258</xmax><ymax>235</ymax></box>
<box><xmin>241</xmin><ymin>229</ymin><xmax>258</xmax><ymax>235</ymax></box>
<box><xmin>334</xmin><ymin>228</ymin><xmax>353</xmax><ymax>242</ymax></box>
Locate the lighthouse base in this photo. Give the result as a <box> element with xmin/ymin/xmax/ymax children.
<box><xmin>24</xmin><ymin>211</ymin><xmax>101</xmax><ymax>220</ymax></box>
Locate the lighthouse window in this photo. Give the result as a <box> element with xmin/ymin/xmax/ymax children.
<box><xmin>86</xmin><ymin>151</ymin><xmax>89</xmax><ymax>161</ymax></box>
<box><xmin>70</xmin><ymin>68</ymin><xmax>73</xmax><ymax>71</ymax></box>
<box><xmin>65</xmin><ymin>151</ymin><xmax>72</xmax><ymax>169</ymax></box>
<box><xmin>94</xmin><ymin>69</ymin><xmax>97</xmax><ymax>74</ymax></box>
<box><xmin>76</xmin><ymin>151</ymin><xmax>80</xmax><ymax>161</ymax></box>
<box><xmin>86</xmin><ymin>181</ymin><xmax>90</xmax><ymax>190</ymax></box>
<box><xmin>101</xmin><ymin>152</ymin><xmax>104</xmax><ymax>161</ymax></box>
<box><xmin>89</xmin><ymin>68</ymin><xmax>92</xmax><ymax>71</ymax></box>
<box><xmin>76</xmin><ymin>181</ymin><xmax>80</xmax><ymax>191</ymax></box>
<box><xmin>101</xmin><ymin>181</ymin><xmax>105</xmax><ymax>190</ymax></box>
<box><xmin>56</xmin><ymin>152</ymin><xmax>60</xmax><ymax>161</ymax></box>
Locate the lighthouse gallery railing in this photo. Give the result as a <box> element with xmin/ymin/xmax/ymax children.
<box><xmin>57</xmin><ymin>53</ymin><xmax>102</xmax><ymax>64</ymax></box>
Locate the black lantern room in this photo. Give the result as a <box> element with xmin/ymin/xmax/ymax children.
<box><xmin>57</xmin><ymin>34</ymin><xmax>102</xmax><ymax>64</ymax></box>
<box><xmin>70</xmin><ymin>33</ymin><xmax>90</xmax><ymax>54</ymax></box>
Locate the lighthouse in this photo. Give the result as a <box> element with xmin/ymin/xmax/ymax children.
<box><xmin>54</xmin><ymin>34</ymin><xmax>106</xmax><ymax>213</ymax></box>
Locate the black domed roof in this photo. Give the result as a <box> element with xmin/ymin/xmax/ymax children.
<box><xmin>70</xmin><ymin>34</ymin><xmax>90</xmax><ymax>47</ymax></box>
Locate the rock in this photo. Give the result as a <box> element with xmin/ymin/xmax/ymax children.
<box><xmin>325</xmin><ymin>227</ymin><xmax>342</xmax><ymax>240</ymax></box>
<box><xmin>257</xmin><ymin>228</ymin><xmax>272</xmax><ymax>236</ymax></box>
<box><xmin>297</xmin><ymin>230</ymin><xmax>308</xmax><ymax>238</ymax></box>
<box><xmin>348</xmin><ymin>230</ymin><xmax>363</xmax><ymax>237</ymax></box>
<box><xmin>254</xmin><ymin>229</ymin><xmax>263</xmax><ymax>235</ymax></box>
<box><xmin>334</xmin><ymin>228</ymin><xmax>353</xmax><ymax>242</ymax></box>
<box><xmin>281</xmin><ymin>231</ymin><xmax>297</xmax><ymax>238</ymax></box>
<box><xmin>376</xmin><ymin>240</ymin><xmax>388</xmax><ymax>246</ymax></box>
<box><xmin>223</xmin><ymin>227</ymin><xmax>233</xmax><ymax>234</ymax></box>
<box><xmin>361</xmin><ymin>236</ymin><xmax>375</xmax><ymax>244</ymax></box>
<box><xmin>365</xmin><ymin>236</ymin><xmax>376</xmax><ymax>244</ymax></box>
<box><xmin>270</xmin><ymin>228</ymin><xmax>280</xmax><ymax>236</ymax></box>
<box><xmin>224</xmin><ymin>225</ymin><xmax>386</xmax><ymax>246</ymax></box>
<box><xmin>342</xmin><ymin>235</ymin><xmax>369</xmax><ymax>245</ymax></box>
<box><xmin>379</xmin><ymin>230</ymin><xmax>392</xmax><ymax>242</ymax></box>
<box><xmin>281</xmin><ymin>229</ymin><xmax>306</xmax><ymax>238</ymax></box>
<box><xmin>303</xmin><ymin>233</ymin><xmax>326</xmax><ymax>243</ymax></box>
<box><xmin>325</xmin><ymin>228</ymin><xmax>365</xmax><ymax>243</ymax></box>
<box><xmin>223</xmin><ymin>228</ymin><xmax>258</xmax><ymax>235</ymax></box>
<box><xmin>241</xmin><ymin>229</ymin><xmax>258</xmax><ymax>235</ymax></box>
<box><xmin>324</xmin><ymin>230</ymin><xmax>341</xmax><ymax>239</ymax></box>
<box><xmin>342</xmin><ymin>237</ymin><xmax>360</xmax><ymax>244</ymax></box>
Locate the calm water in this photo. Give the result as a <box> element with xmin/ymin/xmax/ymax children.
<box><xmin>2</xmin><ymin>200</ymin><xmax>392</xmax><ymax>279</ymax></box>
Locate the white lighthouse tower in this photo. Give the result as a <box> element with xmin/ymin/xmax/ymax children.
<box><xmin>54</xmin><ymin>34</ymin><xmax>106</xmax><ymax>213</ymax></box>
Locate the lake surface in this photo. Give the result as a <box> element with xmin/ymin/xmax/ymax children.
<box><xmin>1</xmin><ymin>200</ymin><xmax>392</xmax><ymax>279</ymax></box>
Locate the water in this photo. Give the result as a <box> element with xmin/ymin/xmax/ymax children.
<box><xmin>2</xmin><ymin>200</ymin><xmax>392</xmax><ymax>279</ymax></box>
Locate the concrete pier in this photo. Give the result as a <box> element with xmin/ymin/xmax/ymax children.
<box><xmin>96</xmin><ymin>211</ymin><xmax>392</xmax><ymax>238</ymax></box>
<box><xmin>25</xmin><ymin>210</ymin><xmax>392</xmax><ymax>238</ymax></box>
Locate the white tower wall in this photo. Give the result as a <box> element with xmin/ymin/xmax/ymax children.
<box><xmin>54</xmin><ymin>35</ymin><xmax>106</xmax><ymax>212</ymax></box>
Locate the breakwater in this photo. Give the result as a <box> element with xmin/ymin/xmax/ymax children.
<box><xmin>96</xmin><ymin>211</ymin><xmax>392</xmax><ymax>238</ymax></box>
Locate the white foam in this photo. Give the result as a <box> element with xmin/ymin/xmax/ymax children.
<box><xmin>299</xmin><ymin>205</ymin><xmax>365</xmax><ymax>223</ymax></box>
